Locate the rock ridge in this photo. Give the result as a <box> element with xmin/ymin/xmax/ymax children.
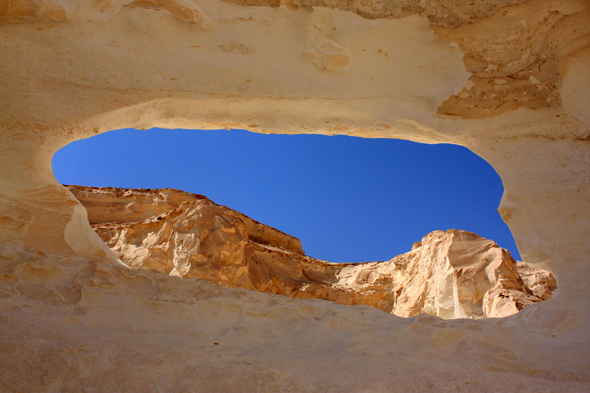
<box><xmin>68</xmin><ymin>185</ymin><xmax>556</xmax><ymax>319</ymax></box>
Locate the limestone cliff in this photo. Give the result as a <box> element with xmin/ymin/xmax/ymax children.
<box><xmin>69</xmin><ymin>185</ymin><xmax>555</xmax><ymax>319</ymax></box>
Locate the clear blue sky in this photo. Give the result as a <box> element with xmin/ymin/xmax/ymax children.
<box><xmin>52</xmin><ymin>128</ymin><xmax>521</xmax><ymax>262</ymax></box>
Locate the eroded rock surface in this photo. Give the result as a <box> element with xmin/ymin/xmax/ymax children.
<box><xmin>69</xmin><ymin>185</ymin><xmax>555</xmax><ymax>319</ymax></box>
<box><xmin>1</xmin><ymin>0</ymin><xmax>589</xmax><ymax>390</ymax></box>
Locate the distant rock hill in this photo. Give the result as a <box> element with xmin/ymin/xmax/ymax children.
<box><xmin>68</xmin><ymin>185</ymin><xmax>556</xmax><ymax>320</ymax></box>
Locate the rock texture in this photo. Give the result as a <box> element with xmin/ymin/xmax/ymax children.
<box><xmin>1</xmin><ymin>0</ymin><xmax>589</xmax><ymax>391</ymax></box>
<box><xmin>69</xmin><ymin>185</ymin><xmax>556</xmax><ymax>320</ymax></box>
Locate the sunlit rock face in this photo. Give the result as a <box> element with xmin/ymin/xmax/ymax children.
<box><xmin>1</xmin><ymin>0</ymin><xmax>589</xmax><ymax>390</ymax></box>
<box><xmin>69</xmin><ymin>185</ymin><xmax>555</xmax><ymax>320</ymax></box>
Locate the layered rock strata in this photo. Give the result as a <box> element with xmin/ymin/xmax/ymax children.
<box><xmin>69</xmin><ymin>185</ymin><xmax>556</xmax><ymax>319</ymax></box>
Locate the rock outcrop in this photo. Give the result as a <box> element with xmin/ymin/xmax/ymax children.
<box><xmin>69</xmin><ymin>185</ymin><xmax>556</xmax><ymax>319</ymax></box>
<box><xmin>1</xmin><ymin>0</ymin><xmax>589</xmax><ymax>390</ymax></box>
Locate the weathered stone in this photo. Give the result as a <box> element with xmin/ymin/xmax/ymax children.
<box><xmin>1</xmin><ymin>0</ymin><xmax>589</xmax><ymax>390</ymax></box>
<box><xmin>516</xmin><ymin>260</ymin><xmax>558</xmax><ymax>301</ymax></box>
<box><xmin>71</xmin><ymin>185</ymin><xmax>553</xmax><ymax>320</ymax></box>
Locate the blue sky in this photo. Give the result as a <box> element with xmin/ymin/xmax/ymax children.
<box><xmin>52</xmin><ymin>128</ymin><xmax>521</xmax><ymax>262</ymax></box>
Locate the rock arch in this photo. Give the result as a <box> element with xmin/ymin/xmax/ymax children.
<box><xmin>0</xmin><ymin>0</ymin><xmax>588</xmax><ymax>390</ymax></box>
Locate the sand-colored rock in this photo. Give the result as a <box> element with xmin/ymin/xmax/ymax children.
<box><xmin>69</xmin><ymin>185</ymin><xmax>304</xmax><ymax>254</ymax></box>
<box><xmin>1</xmin><ymin>0</ymin><xmax>589</xmax><ymax>391</ymax></box>
<box><xmin>70</xmin><ymin>185</ymin><xmax>554</xmax><ymax>320</ymax></box>
<box><xmin>516</xmin><ymin>260</ymin><xmax>558</xmax><ymax>300</ymax></box>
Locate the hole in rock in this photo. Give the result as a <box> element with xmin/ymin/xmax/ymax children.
<box><xmin>52</xmin><ymin>128</ymin><xmax>556</xmax><ymax>319</ymax></box>
<box><xmin>54</xmin><ymin>128</ymin><xmax>517</xmax><ymax>262</ymax></box>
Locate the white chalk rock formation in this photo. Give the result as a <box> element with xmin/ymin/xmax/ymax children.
<box><xmin>69</xmin><ymin>185</ymin><xmax>555</xmax><ymax>320</ymax></box>
<box><xmin>0</xmin><ymin>0</ymin><xmax>588</xmax><ymax>391</ymax></box>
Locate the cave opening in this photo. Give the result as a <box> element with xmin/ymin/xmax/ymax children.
<box><xmin>51</xmin><ymin>127</ymin><xmax>556</xmax><ymax>319</ymax></box>
<box><xmin>53</xmin><ymin>127</ymin><xmax>518</xmax><ymax>262</ymax></box>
